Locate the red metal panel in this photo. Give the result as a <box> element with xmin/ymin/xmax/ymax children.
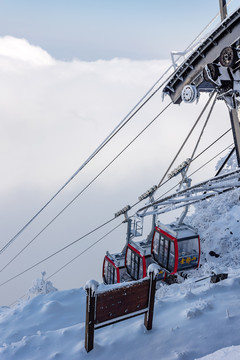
<box><xmin>173</xmin><ymin>239</ymin><xmax>178</xmax><ymax>274</ymax></box>
<box><xmin>197</xmin><ymin>236</ymin><xmax>201</xmax><ymax>268</ymax></box>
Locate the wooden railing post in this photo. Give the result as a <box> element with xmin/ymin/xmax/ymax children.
<box><xmin>144</xmin><ymin>270</ymin><xmax>157</xmax><ymax>330</ymax></box>
<box><xmin>85</xmin><ymin>287</ymin><xmax>96</xmax><ymax>352</ymax></box>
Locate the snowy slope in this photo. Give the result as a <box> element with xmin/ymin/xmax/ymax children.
<box><xmin>1</xmin><ymin>272</ymin><xmax>240</xmax><ymax>359</ymax></box>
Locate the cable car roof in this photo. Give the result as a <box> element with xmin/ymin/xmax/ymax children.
<box><xmin>156</xmin><ymin>222</ymin><xmax>198</xmax><ymax>240</ymax></box>
<box><xmin>105</xmin><ymin>252</ymin><xmax>125</xmax><ymax>267</ymax></box>
<box><xmin>128</xmin><ymin>240</ymin><xmax>151</xmax><ymax>256</ymax></box>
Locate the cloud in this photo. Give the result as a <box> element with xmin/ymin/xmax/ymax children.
<box><xmin>0</xmin><ymin>36</ymin><xmax>55</xmax><ymax>67</ymax></box>
<box><xmin>0</xmin><ymin>36</ymin><xmax>232</xmax><ymax>306</ymax></box>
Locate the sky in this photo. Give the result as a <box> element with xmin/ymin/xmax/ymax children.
<box><xmin>0</xmin><ymin>0</ymin><xmax>239</xmax><ymax>306</ymax></box>
<box><xmin>0</xmin><ymin>0</ymin><xmax>238</xmax><ymax>61</ymax></box>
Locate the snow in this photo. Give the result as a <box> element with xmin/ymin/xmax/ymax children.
<box><xmin>1</xmin><ymin>272</ymin><xmax>240</xmax><ymax>359</ymax></box>
<box><xmin>147</xmin><ymin>263</ymin><xmax>161</xmax><ymax>277</ymax></box>
<box><xmin>84</xmin><ymin>279</ymin><xmax>99</xmax><ymax>294</ymax></box>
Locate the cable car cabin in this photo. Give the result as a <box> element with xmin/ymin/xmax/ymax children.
<box><xmin>103</xmin><ymin>252</ymin><xmax>126</xmax><ymax>284</ymax></box>
<box><xmin>152</xmin><ymin>223</ymin><xmax>200</xmax><ymax>274</ymax></box>
<box><xmin>126</xmin><ymin>240</ymin><xmax>165</xmax><ymax>281</ymax></box>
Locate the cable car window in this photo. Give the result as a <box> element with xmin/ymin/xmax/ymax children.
<box><xmin>160</xmin><ymin>237</ymin><xmax>165</xmax><ymax>264</ymax></box>
<box><xmin>126</xmin><ymin>250</ymin><xmax>131</xmax><ymax>268</ymax></box>
<box><xmin>139</xmin><ymin>259</ymin><xmax>143</xmax><ymax>278</ymax></box>
<box><xmin>126</xmin><ymin>247</ymin><xmax>144</xmax><ymax>280</ymax></box>
<box><xmin>178</xmin><ymin>237</ymin><xmax>199</xmax><ymax>269</ymax></box>
<box><xmin>133</xmin><ymin>252</ymin><xmax>138</xmax><ymax>279</ymax></box>
<box><xmin>153</xmin><ymin>231</ymin><xmax>160</xmax><ymax>255</ymax></box>
<box><xmin>163</xmin><ymin>240</ymin><xmax>169</xmax><ymax>268</ymax></box>
<box><xmin>104</xmin><ymin>260</ymin><xmax>117</xmax><ymax>284</ymax></box>
<box><xmin>152</xmin><ymin>231</ymin><xmax>175</xmax><ymax>272</ymax></box>
<box><xmin>168</xmin><ymin>241</ymin><xmax>175</xmax><ymax>271</ymax></box>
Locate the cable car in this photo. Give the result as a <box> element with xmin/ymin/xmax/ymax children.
<box><xmin>151</xmin><ymin>222</ymin><xmax>200</xmax><ymax>275</ymax></box>
<box><xmin>126</xmin><ymin>240</ymin><xmax>165</xmax><ymax>281</ymax></box>
<box><xmin>102</xmin><ymin>252</ymin><xmax>127</xmax><ymax>284</ymax></box>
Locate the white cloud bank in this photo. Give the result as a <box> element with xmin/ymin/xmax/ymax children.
<box><xmin>0</xmin><ymin>36</ymin><xmax>55</xmax><ymax>66</ymax></box>
<box><xmin>0</xmin><ymin>36</ymin><xmax>233</xmax><ymax>305</ymax></box>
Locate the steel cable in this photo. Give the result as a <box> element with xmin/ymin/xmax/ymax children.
<box><xmin>0</xmin><ymin>101</ymin><xmax>172</xmax><ymax>274</ymax></box>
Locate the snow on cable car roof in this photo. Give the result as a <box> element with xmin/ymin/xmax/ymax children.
<box><xmin>157</xmin><ymin>222</ymin><xmax>198</xmax><ymax>239</ymax></box>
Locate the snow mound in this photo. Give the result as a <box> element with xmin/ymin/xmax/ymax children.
<box><xmin>196</xmin><ymin>345</ymin><xmax>240</xmax><ymax>360</ymax></box>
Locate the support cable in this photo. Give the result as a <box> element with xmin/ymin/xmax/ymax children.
<box><xmin>0</xmin><ymin>142</ymin><xmax>234</xmax><ymax>288</ymax></box>
<box><xmin>157</xmin><ymin>91</ymin><xmax>216</xmax><ymax>188</ymax></box>
<box><xmin>149</xmin><ymin>143</ymin><xmax>234</xmax><ymax>205</ymax></box>
<box><xmin>215</xmin><ymin>146</ymin><xmax>235</xmax><ymax>176</ymax></box>
<box><xmin>46</xmin><ymin>222</ymin><xmax>123</xmax><ymax>281</ymax></box>
<box><xmin>0</xmin><ymin>0</ymin><xmax>231</xmax><ymax>257</ymax></box>
<box><xmin>0</xmin><ymin>101</ymin><xmax>172</xmax><ymax>274</ymax></box>
<box><xmin>0</xmin><ymin>83</ymin><xmax>162</xmax><ymax>256</ymax></box>
<box><xmin>0</xmin><ymin>218</ymin><xmax>120</xmax><ymax>288</ymax></box>
<box><xmin>31</xmin><ymin>143</ymin><xmax>236</xmax><ymax>282</ymax></box>
<box><xmin>179</xmin><ymin>94</ymin><xmax>217</xmax><ymax>187</ymax></box>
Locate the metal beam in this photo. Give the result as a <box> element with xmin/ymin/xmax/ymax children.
<box><xmin>228</xmin><ymin>106</ymin><xmax>240</xmax><ymax>167</ymax></box>
<box><xmin>219</xmin><ymin>0</ymin><xmax>227</xmax><ymax>21</ymax></box>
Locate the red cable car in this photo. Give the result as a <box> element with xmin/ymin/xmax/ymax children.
<box><xmin>151</xmin><ymin>223</ymin><xmax>200</xmax><ymax>275</ymax></box>
<box><xmin>102</xmin><ymin>252</ymin><xmax>127</xmax><ymax>284</ymax></box>
<box><xmin>126</xmin><ymin>240</ymin><xmax>165</xmax><ymax>281</ymax></box>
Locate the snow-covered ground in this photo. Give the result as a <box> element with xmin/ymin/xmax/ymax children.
<box><xmin>1</xmin><ymin>172</ymin><xmax>240</xmax><ymax>360</ymax></box>
<box><xmin>1</xmin><ymin>268</ymin><xmax>240</xmax><ymax>359</ymax></box>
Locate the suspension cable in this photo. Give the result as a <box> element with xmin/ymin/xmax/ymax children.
<box><xmin>24</xmin><ymin>143</ymin><xmax>237</xmax><ymax>283</ymax></box>
<box><xmin>180</xmin><ymin>93</ymin><xmax>217</xmax><ymax>187</ymax></box>
<box><xmin>157</xmin><ymin>91</ymin><xmax>216</xmax><ymax>188</ymax></box>
<box><xmin>0</xmin><ymin>101</ymin><xmax>172</xmax><ymax>274</ymax></box>
<box><xmin>0</xmin><ymin>217</ymin><xmax>121</xmax><ymax>288</ymax></box>
<box><xmin>2</xmin><ymin>2</ymin><xmax>236</xmax><ymax>299</ymax></box>
<box><xmin>1</xmin><ymin>0</ymin><xmax>232</xmax><ymax>257</ymax></box>
<box><xmin>152</xmin><ymin>143</ymin><xmax>234</xmax><ymax>203</ymax></box>
<box><xmin>0</xmin><ymin>141</ymin><xmax>234</xmax><ymax>288</ymax></box>
<box><xmin>0</xmin><ymin>83</ymin><xmax>162</xmax><ymax>256</ymax></box>
<box><xmin>46</xmin><ymin>222</ymin><xmax>123</xmax><ymax>281</ymax></box>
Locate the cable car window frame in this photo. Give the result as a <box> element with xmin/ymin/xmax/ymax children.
<box><xmin>152</xmin><ymin>228</ymin><xmax>177</xmax><ymax>273</ymax></box>
<box><xmin>103</xmin><ymin>256</ymin><xmax>120</xmax><ymax>284</ymax></box>
<box><xmin>125</xmin><ymin>244</ymin><xmax>147</xmax><ymax>280</ymax></box>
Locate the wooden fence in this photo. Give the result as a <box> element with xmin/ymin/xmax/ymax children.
<box><xmin>85</xmin><ymin>270</ymin><xmax>157</xmax><ymax>352</ymax></box>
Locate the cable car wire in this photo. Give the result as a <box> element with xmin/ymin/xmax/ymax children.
<box><xmin>157</xmin><ymin>91</ymin><xmax>216</xmax><ymax>188</ymax></box>
<box><xmin>0</xmin><ymin>217</ymin><xmax>120</xmax><ymax>288</ymax></box>
<box><xmin>1</xmin><ymin>1</ymin><xmax>230</xmax><ymax>257</ymax></box>
<box><xmin>0</xmin><ymin>101</ymin><xmax>172</xmax><ymax>274</ymax></box>
<box><xmin>179</xmin><ymin>94</ymin><xmax>217</xmax><ymax>187</ymax></box>
<box><xmin>0</xmin><ymin>141</ymin><xmax>234</xmax><ymax>288</ymax></box>
<box><xmin>46</xmin><ymin>222</ymin><xmax>123</xmax><ymax>281</ymax></box>
<box><xmin>155</xmin><ymin>143</ymin><xmax>234</xmax><ymax>201</ymax></box>
<box><xmin>27</xmin><ymin>142</ymin><xmax>236</xmax><ymax>283</ymax></box>
<box><xmin>0</xmin><ymin>81</ymin><xmax>163</xmax><ymax>256</ymax></box>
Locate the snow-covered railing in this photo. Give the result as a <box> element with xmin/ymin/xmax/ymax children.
<box><xmin>84</xmin><ymin>265</ymin><xmax>160</xmax><ymax>352</ymax></box>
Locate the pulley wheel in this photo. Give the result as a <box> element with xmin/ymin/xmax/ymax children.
<box><xmin>203</xmin><ymin>63</ymin><xmax>219</xmax><ymax>82</ymax></box>
<box><xmin>181</xmin><ymin>84</ymin><xmax>198</xmax><ymax>103</ymax></box>
<box><xmin>219</xmin><ymin>47</ymin><xmax>237</xmax><ymax>67</ymax></box>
